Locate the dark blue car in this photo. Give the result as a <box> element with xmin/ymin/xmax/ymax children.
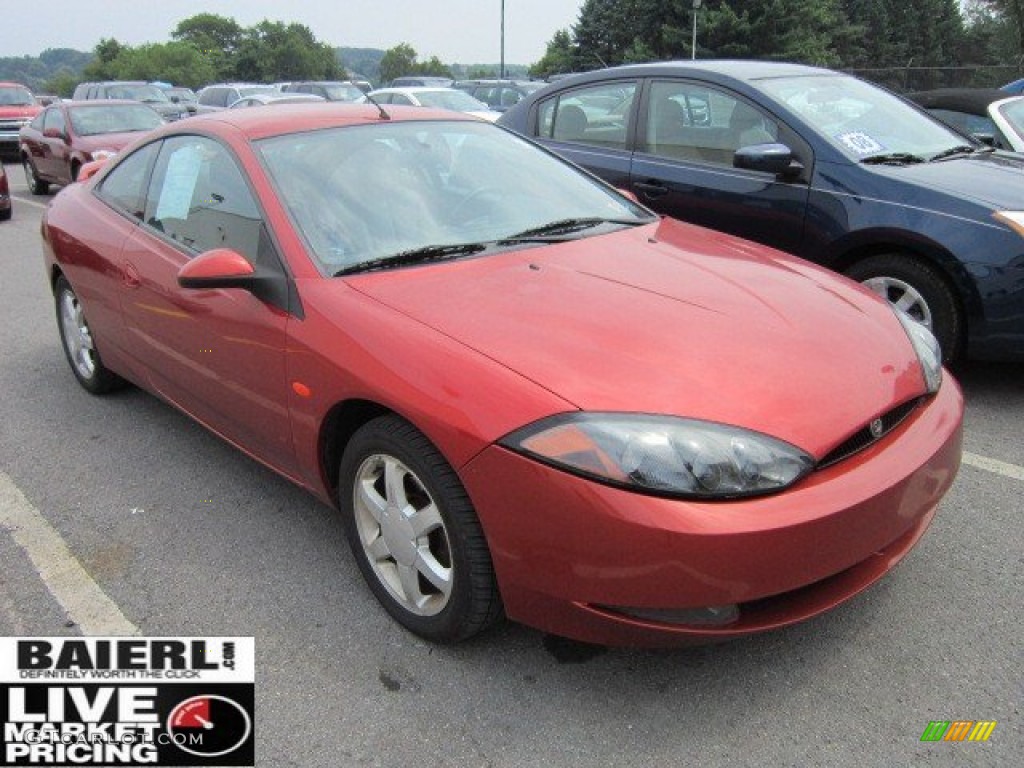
<box><xmin>499</xmin><ymin>61</ymin><xmax>1024</xmax><ymax>363</ymax></box>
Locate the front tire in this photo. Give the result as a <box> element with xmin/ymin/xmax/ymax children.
<box><xmin>23</xmin><ymin>156</ymin><xmax>49</xmax><ymax>195</ymax></box>
<box><xmin>339</xmin><ymin>415</ymin><xmax>502</xmax><ymax>642</ymax></box>
<box><xmin>54</xmin><ymin>276</ymin><xmax>124</xmax><ymax>394</ymax></box>
<box><xmin>845</xmin><ymin>254</ymin><xmax>963</xmax><ymax>364</ymax></box>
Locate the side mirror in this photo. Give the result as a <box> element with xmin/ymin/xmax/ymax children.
<box><xmin>177</xmin><ymin>249</ymin><xmax>255</xmax><ymax>289</ymax></box>
<box><xmin>177</xmin><ymin>248</ymin><xmax>293</xmax><ymax>313</ymax></box>
<box><xmin>972</xmin><ymin>132</ymin><xmax>996</xmax><ymax>147</ymax></box>
<box><xmin>77</xmin><ymin>159</ymin><xmax>107</xmax><ymax>182</ymax></box>
<box><xmin>734</xmin><ymin>143</ymin><xmax>802</xmax><ymax>177</ymax></box>
<box><xmin>169</xmin><ymin>95</ymin><xmax>181</xmax><ymax>103</ymax></box>
<box><xmin>43</xmin><ymin>127</ymin><xmax>67</xmax><ymax>142</ymax></box>
<box><xmin>617</xmin><ymin>187</ymin><xmax>639</xmax><ymax>203</ymax></box>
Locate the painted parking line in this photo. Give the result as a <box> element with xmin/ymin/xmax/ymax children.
<box><xmin>962</xmin><ymin>451</ymin><xmax>1024</xmax><ymax>482</ymax></box>
<box><xmin>12</xmin><ymin>195</ymin><xmax>49</xmax><ymax>211</ymax></box>
<box><xmin>0</xmin><ymin>472</ymin><xmax>138</xmax><ymax>636</ymax></box>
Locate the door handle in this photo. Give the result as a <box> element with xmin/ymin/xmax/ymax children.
<box><xmin>122</xmin><ymin>262</ymin><xmax>141</xmax><ymax>289</ymax></box>
<box><xmin>634</xmin><ymin>180</ymin><xmax>669</xmax><ymax>198</ymax></box>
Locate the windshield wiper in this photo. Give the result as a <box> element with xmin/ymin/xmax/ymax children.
<box><xmin>860</xmin><ymin>152</ymin><xmax>925</xmax><ymax>165</ymax></box>
<box><xmin>333</xmin><ymin>243</ymin><xmax>487</xmax><ymax>276</ymax></box>
<box><xmin>929</xmin><ymin>145</ymin><xmax>980</xmax><ymax>162</ymax></box>
<box><xmin>499</xmin><ymin>217</ymin><xmax>648</xmax><ymax>243</ymax></box>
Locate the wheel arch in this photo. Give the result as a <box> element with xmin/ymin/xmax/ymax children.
<box><xmin>318</xmin><ymin>399</ymin><xmax>395</xmax><ymax>503</ymax></box>
<box><xmin>827</xmin><ymin>231</ymin><xmax>982</xmax><ymax>326</ymax></box>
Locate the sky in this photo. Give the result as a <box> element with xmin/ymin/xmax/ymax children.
<box><xmin>2</xmin><ymin>0</ymin><xmax>586</xmax><ymax>66</ymax></box>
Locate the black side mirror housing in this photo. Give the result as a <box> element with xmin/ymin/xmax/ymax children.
<box><xmin>734</xmin><ymin>143</ymin><xmax>802</xmax><ymax>177</ymax></box>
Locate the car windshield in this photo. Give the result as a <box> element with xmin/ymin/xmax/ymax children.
<box><xmin>257</xmin><ymin>120</ymin><xmax>653</xmax><ymax>274</ymax></box>
<box><xmin>0</xmin><ymin>86</ymin><xmax>34</xmax><ymax>106</ymax></box>
<box><xmin>323</xmin><ymin>84</ymin><xmax>364</xmax><ymax>101</ymax></box>
<box><xmin>69</xmin><ymin>104</ymin><xmax>164</xmax><ymax>136</ymax></box>
<box><xmin>996</xmin><ymin>98</ymin><xmax>1024</xmax><ymax>141</ymax></box>
<box><xmin>412</xmin><ymin>90</ymin><xmax>490</xmax><ymax>111</ymax></box>
<box><xmin>758</xmin><ymin>75</ymin><xmax>967</xmax><ymax>160</ymax></box>
<box><xmin>106</xmin><ymin>84</ymin><xmax>169</xmax><ymax>103</ymax></box>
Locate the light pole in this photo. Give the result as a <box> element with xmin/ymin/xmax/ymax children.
<box><xmin>500</xmin><ymin>1</ymin><xmax>506</xmax><ymax>79</ymax></box>
<box><xmin>692</xmin><ymin>0</ymin><xmax>702</xmax><ymax>61</ymax></box>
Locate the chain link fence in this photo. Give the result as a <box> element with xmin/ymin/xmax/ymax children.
<box><xmin>846</xmin><ymin>63</ymin><xmax>1024</xmax><ymax>92</ymax></box>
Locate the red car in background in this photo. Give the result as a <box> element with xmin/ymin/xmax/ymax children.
<box><xmin>20</xmin><ymin>100</ymin><xmax>164</xmax><ymax>193</ymax></box>
<box><xmin>41</xmin><ymin>105</ymin><xmax>962</xmax><ymax>646</ymax></box>
<box><xmin>0</xmin><ymin>81</ymin><xmax>42</xmax><ymax>159</ymax></box>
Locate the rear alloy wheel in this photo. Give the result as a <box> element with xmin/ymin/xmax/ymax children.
<box><xmin>54</xmin><ymin>276</ymin><xmax>124</xmax><ymax>394</ymax></box>
<box><xmin>339</xmin><ymin>415</ymin><xmax>502</xmax><ymax>642</ymax></box>
<box><xmin>23</xmin><ymin>157</ymin><xmax>49</xmax><ymax>195</ymax></box>
<box><xmin>846</xmin><ymin>254</ymin><xmax>963</xmax><ymax>365</ymax></box>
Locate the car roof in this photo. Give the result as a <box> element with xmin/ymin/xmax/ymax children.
<box><xmin>372</xmin><ymin>87</ymin><xmax>457</xmax><ymax>94</ymax></box>
<box><xmin>161</xmin><ymin>103</ymin><xmax>474</xmax><ymax>140</ymax></box>
<box><xmin>906</xmin><ymin>88</ymin><xmax>1010</xmax><ymax>113</ymax></box>
<box><xmin>0</xmin><ymin>81</ymin><xmax>32</xmax><ymax>88</ymax></box>
<box><xmin>59</xmin><ymin>99</ymin><xmax>151</xmax><ymax>107</ymax></box>
<box><xmin>545</xmin><ymin>60</ymin><xmax>833</xmax><ymax>87</ymax></box>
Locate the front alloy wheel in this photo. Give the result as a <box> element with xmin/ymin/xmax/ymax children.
<box><xmin>339</xmin><ymin>415</ymin><xmax>502</xmax><ymax>642</ymax></box>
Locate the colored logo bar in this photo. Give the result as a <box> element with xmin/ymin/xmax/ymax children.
<box><xmin>921</xmin><ymin>721</ymin><xmax>997</xmax><ymax>742</ymax></box>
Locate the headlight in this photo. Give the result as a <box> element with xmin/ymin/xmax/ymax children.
<box><xmin>89</xmin><ymin>149</ymin><xmax>118</xmax><ymax>162</ymax></box>
<box><xmin>993</xmin><ymin>211</ymin><xmax>1024</xmax><ymax>237</ymax></box>
<box><xmin>893</xmin><ymin>307</ymin><xmax>942</xmax><ymax>393</ymax></box>
<box><xmin>500</xmin><ymin>413</ymin><xmax>814</xmax><ymax>499</ymax></box>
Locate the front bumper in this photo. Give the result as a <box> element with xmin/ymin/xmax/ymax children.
<box><xmin>461</xmin><ymin>377</ymin><xmax>963</xmax><ymax>646</ymax></box>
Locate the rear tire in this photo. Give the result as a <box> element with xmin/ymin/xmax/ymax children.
<box><xmin>845</xmin><ymin>253</ymin><xmax>963</xmax><ymax>365</ymax></box>
<box><xmin>23</xmin><ymin>156</ymin><xmax>49</xmax><ymax>195</ymax></box>
<box><xmin>54</xmin><ymin>276</ymin><xmax>125</xmax><ymax>394</ymax></box>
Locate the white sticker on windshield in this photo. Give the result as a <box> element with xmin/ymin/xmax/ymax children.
<box><xmin>836</xmin><ymin>131</ymin><xmax>885</xmax><ymax>155</ymax></box>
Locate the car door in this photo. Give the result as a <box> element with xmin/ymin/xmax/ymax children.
<box><xmin>38</xmin><ymin>107</ymin><xmax>70</xmax><ymax>181</ymax></box>
<box><xmin>628</xmin><ymin>79</ymin><xmax>812</xmax><ymax>254</ymax></box>
<box><xmin>118</xmin><ymin>134</ymin><xmax>298</xmax><ymax>474</ymax></box>
<box><xmin>532</xmin><ymin>79</ymin><xmax>639</xmax><ymax>190</ymax></box>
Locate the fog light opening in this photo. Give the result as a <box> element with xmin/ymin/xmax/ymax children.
<box><xmin>602</xmin><ymin>604</ymin><xmax>740</xmax><ymax>627</ymax></box>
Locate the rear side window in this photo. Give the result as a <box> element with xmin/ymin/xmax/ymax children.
<box><xmin>42</xmin><ymin>109</ymin><xmax>66</xmax><ymax>134</ymax></box>
<box><xmin>95</xmin><ymin>142</ymin><xmax>161</xmax><ymax>219</ymax></box>
<box><xmin>537</xmin><ymin>81</ymin><xmax>636</xmax><ymax>150</ymax></box>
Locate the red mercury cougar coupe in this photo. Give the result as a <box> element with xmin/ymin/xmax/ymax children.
<box><xmin>41</xmin><ymin>104</ymin><xmax>963</xmax><ymax>646</ymax></box>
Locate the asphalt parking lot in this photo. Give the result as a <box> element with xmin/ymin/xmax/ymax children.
<box><xmin>0</xmin><ymin>162</ymin><xmax>1020</xmax><ymax>767</ymax></box>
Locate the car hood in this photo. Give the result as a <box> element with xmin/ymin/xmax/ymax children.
<box><xmin>0</xmin><ymin>105</ymin><xmax>40</xmax><ymax>120</ymax></box>
<box><xmin>869</xmin><ymin>150</ymin><xmax>1024</xmax><ymax>209</ymax></box>
<box><xmin>347</xmin><ymin>219</ymin><xmax>929</xmax><ymax>457</ymax></box>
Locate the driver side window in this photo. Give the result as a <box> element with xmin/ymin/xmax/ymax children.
<box><xmin>642</xmin><ymin>81</ymin><xmax>778</xmax><ymax>165</ymax></box>
<box><xmin>143</xmin><ymin>136</ymin><xmax>265</xmax><ymax>263</ymax></box>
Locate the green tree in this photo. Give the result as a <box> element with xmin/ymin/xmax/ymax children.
<box><xmin>530</xmin><ymin>29</ymin><xmax>576</xmax><ymax>77</ymax></box>
<box><xmin>106</xmin><ymin>42</ymin><xmax>217</xmax><ymax>89</ymax></box>
<box><xmin>379</xmin><ymin>43</ymin><xmax>419</xmax><ymax>83</ymax></box>
<box><xmin>233</xmin><ymin>21</ymin><xmax>343</xmax><ymax>81</ymax></box>
<box><xmin>171</xmin><ymin>13</ymin><xmax>243</xmax><ymax>80</ymax></box>
<box><xmin>82</xmin><ymin>38</ymin><xmax>125</xmax><ymax>80</ymax></box>
<box><xmin>977</xmin><ymin>0</ymin><xmax>1024</xmax><ymax>55</ymax></box>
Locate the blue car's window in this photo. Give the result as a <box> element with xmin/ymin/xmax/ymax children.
<box><xmin>537</xmin><ymin>81</ymin><xmax>637</xmax><ymax>150</ymax></box>
<box><xmin>642</xmin><ymin>81</ymin><xmax>778</xmax><ymax>165</ymax></box>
